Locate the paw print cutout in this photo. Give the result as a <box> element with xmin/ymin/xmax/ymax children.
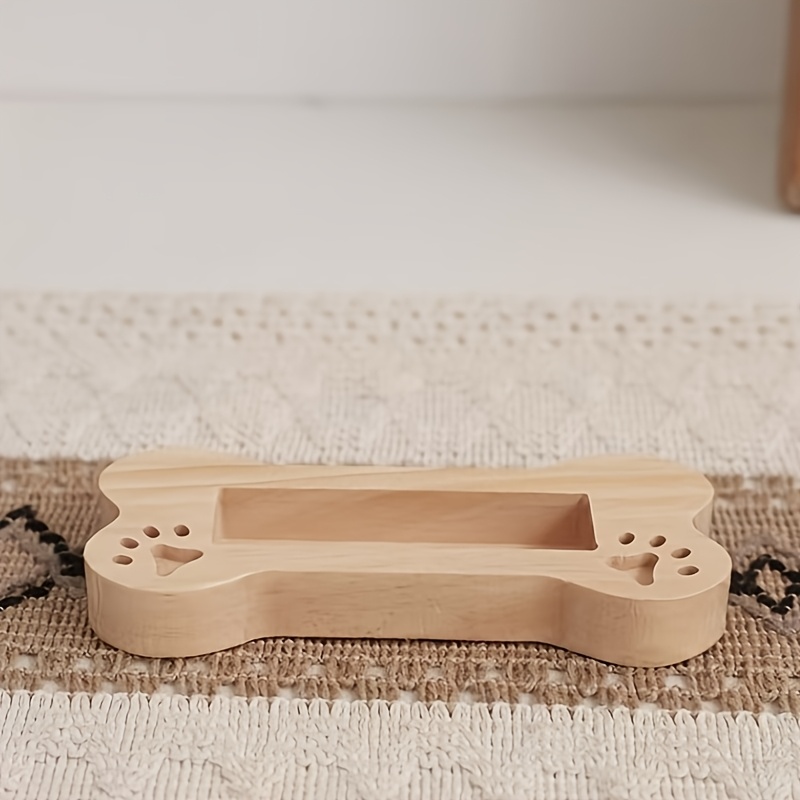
<box><xmin>113</xmin><ymin>524</ymin><xmax>203</xmax><ymax>576</ymax></box>
<box><xmin>606</xmin><ymin>532</ymin><xmax>699</xmax><ymax>586</ymax></box>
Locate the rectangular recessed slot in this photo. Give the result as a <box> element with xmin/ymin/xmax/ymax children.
<box><xmin>216</xmin><ymin>488</ymin><xmax>596</xmax><ymax>550</ymax></box>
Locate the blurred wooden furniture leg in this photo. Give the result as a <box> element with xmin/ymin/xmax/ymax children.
<box><xmin>781</xmin><ymin>0</ymin><xmax>800</xmax><ymax>211</ymax></box>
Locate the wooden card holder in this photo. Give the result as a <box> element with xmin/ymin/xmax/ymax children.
<box><xmin>84</xmin><ymin>449</ymin><xmax>731</xmax><ymax>667</ymax></box>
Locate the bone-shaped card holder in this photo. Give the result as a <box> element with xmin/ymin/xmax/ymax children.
<box><xmin>84</xmin><ymin>449</ymin><xmax>731</xmax><ymax>667</ymax></box>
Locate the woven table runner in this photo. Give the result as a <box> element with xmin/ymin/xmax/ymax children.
<box><xmin>1</xmin><ymin>458</ymin><xmax>799</xmax><ymax>712</ymax></box>
<box><xmin>0</xmin><ymin>294</ymin><xmax>798</xmax><ymax>799</ymax></box>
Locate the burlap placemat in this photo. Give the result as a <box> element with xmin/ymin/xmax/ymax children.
<box><xmin>1</xmin><ymin>456</ymin><xmax>798</xmax><ymax>712</ymax></box>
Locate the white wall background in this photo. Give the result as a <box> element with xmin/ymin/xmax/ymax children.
<box><xmin>1</xmin><ymin>1</ymin><xmax>797</xmax><ymax>299</ymax></box>
<box><xmin>0</xmin><ymin>0</ymin><xmax>789</xmax><ymax>100</ymax></box>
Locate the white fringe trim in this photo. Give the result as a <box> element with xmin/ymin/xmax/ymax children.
<box><xmin>1</xmin><ymin>691</ymin><xmax>799</xmax><ymax>799</ymax></box>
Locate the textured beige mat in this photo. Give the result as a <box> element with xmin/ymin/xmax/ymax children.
<box><xmin>2</xmin><ymin>457</ymin><xmax>799</xmax><ymax>712</ymax></box>
<box><xmin>1</xmin><ymin>295</ymin><xmax>799</xmax><ymax>799</ymax></box>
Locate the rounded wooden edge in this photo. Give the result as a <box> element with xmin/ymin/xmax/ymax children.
<box><xmin>85</xmin><ymin>563</ymin><xmax>731</xmax><ymax>665</ymax></box>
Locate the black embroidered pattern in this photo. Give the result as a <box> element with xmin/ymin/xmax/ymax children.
<box><xmin>0</xmin><ymin>505</ymin><xmax>84</xmax><ymax>611</ymax></box>
<box><xmin>730</xmin><ymin>554</ymin><xmax>800</xmax><ymax>616</ymax></box>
